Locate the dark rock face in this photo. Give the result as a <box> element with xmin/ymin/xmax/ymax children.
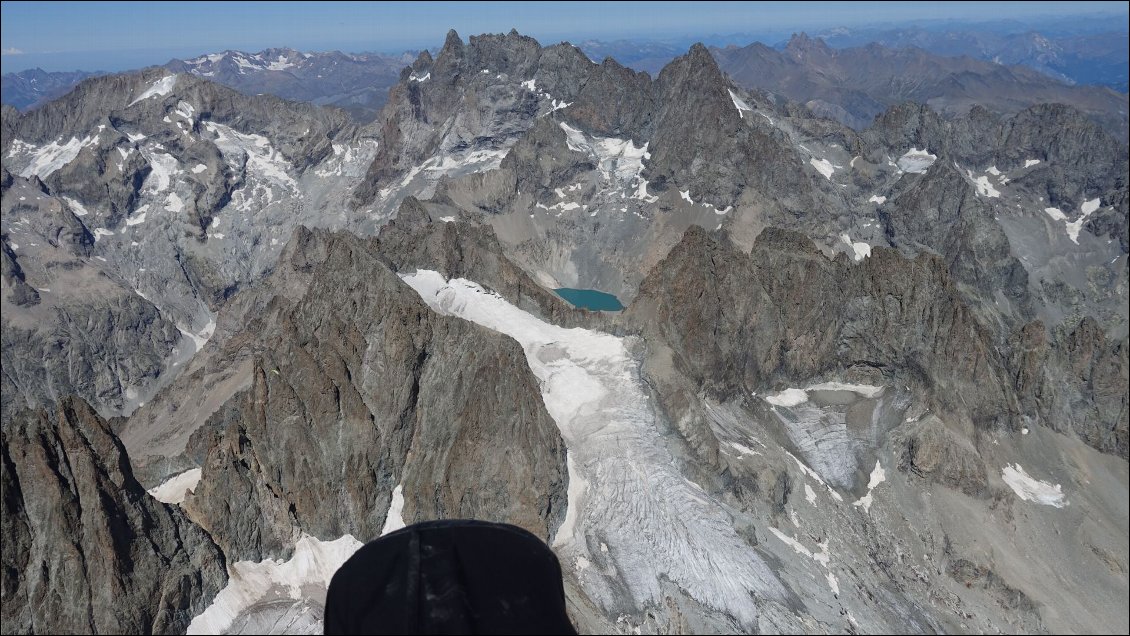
<box><xmin>1</xmin><ymin>397</ymin><xmax>226</xmax><ymax>634</ymax></box>
<box><xmin>627</xmin><ymin>226</ymin><xmax>1127</xmax><ymax>457</ymax></box>
<box><xmin>183</xmin><ymin>228</ymin><xmax>569</xmax><ymax>561</ymax></box>
<box><xmin>0</xmin><ymin>289</ymin><xmax>182</xmax><ymax>422</ymax></box>
<box><xmin>645</xmin><ymin>44</ymin><xmax>810</xmax><ymax>209</ymax></box>
<box><xmin>1</xmin><ymin>240</ymin><xmax>39</xmax><ymax>306</ymax></box>
<box><xmin>1009</xmin><ymin>317</ymin><xmax>1130</xmax><ymax>458</ymax></box>
<box><xmin>946</xmin><ymin>558</ymin><xmax>1037</xmax><ymax>617</ymax></box>
<box><xmin>896</xmin><ymin>415</ymin><xmax>988</xmax><ymax>496</ymax></box>
<box><xmin>881</xmin><ymin>161</ymin><xmax>1034</xmax><ymax>327</ymax></box>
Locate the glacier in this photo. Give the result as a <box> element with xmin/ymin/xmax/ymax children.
<box><xmin>399</xmin><ymin>270</ymin><xmax>787</xmax><ymax>629</ymax></box>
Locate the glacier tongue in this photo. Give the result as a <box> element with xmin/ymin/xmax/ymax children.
<box><xmin>399</xmin><ymin>270</ymin><xmax>785</xmax><ymax>627</ymax></box>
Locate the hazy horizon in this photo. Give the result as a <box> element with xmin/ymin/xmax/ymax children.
<box><xmin>2</xmin><ymin>0</ymin><xmax>1127</xmax><ymax>74</ymax></box>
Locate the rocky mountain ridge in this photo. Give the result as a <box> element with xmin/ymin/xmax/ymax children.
<box><xmin>1</xmin><ymin>397</ymin><xmax>227</xmax><ymax>634</ymax></box>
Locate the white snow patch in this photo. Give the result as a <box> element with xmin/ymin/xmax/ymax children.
<box><xmin>897</xmin><ymin>148</ymin><xmax>936</xmax><ymax>174</ymax></box>
<box><xmin>852</xmin><ymin>461</ymin><xmax>886</xmax><ymax>513</ymax></box>
<box><xmin>810</xmin><ymin>157</ymin><xmax>836</xmax><ymax>180</ymax></box>
<box><xmin>728</xmin><ymin>89</ymin><xmax>752</xmax><ymax>117</ymax></box>
<box><xmin>520</xmin><ymin>79</ymin><xmax>537</xmax><ymax>91</ymax></box>
<box><xmin>1046</xmin><ymin>198</ymin><xmax>1101</xmax><ymax>244</ymax></box>
<box><xmin>187</xmin><ymin>534</ymin><xmax>363</xmax><ymax>635</ymax></box>
<box><xmin>128</xmin><ymin>74</ymin><xmax>177</xmax><ymax>107</ymax></box>
<box><xmin>191</xmin><ymin>163</ymin><xmax>208</xmax><ymax>174</ymax></box>
<box><xmin>62</xmin><ymin>197</ymin><xmax>89</xmax><ymax>217</ymax></box>
<box><xmin>205</xmin><ymin>122</ymin><xmax>297</xmax><ymax>189</ymax></box>
<box><xmin>178</xmin><ymin>319</ymin><xmax>216</xmax><ymax>353</ymax></box>
<box><xmin>125</xmin><ymin>210</ymin><xmax>148</xmax><ymax>226</ymax></box>
<box><xmin>1002</xmin><ymin>464</ymin><xmax>1067</xmax><ymax>507</ymax></box>
<box><xmin>1024</xmin><ymin>159</ymin><xmax>1041</xmax><ymax>168</ymax></box>
<box><xmin>548</xmin><ymin>98</ymin><xmax>572</xmax><ymax>113</ymax></box>
<box><xmin>968</xmin><ymin>171</ymin><xmax>1001</xmax><ymax>198</ymax></box>
<box><xmin>765</xmin><ymin>388</ymin><xmax>809</xmax><ymax>407</ymax></box>
<box><xmin>438</xmin><ymin>216</ymin><xmax>456</xmax><ymax>223</ymax></box>
<box><xmin>142</xmin><ymin>150</ymin><xmax>179</xmax><ymax>192</ymax></box>
<box><xmin>869</xmin><ymin>195</ymin><xmax>886</xmax><ymax>204</ymax></box>
<box><xmin>175</xmin><ymin>100</ymin><xmax>196</xmax><ymax>120</ymax></box>
<box><xmin>147</xmin><ymin>468</ymin><xmax>202</xmax><ymax>504</ymax></box>
<box><xmin>679</xmin><ymin>189</ymin><xmax>694</xmax><ymax>204</ymax></box>
<box><xmin>768</xmin><ymin>528</ymin><xmax>836</xmax><ymax>593</ymax></box>
<box><xmin>422</xmin><ymin>148</ymin><xmax>509</xmax><ymax>175</ymax></box>
<box><xmin>399</xmin><ymin>271</ymin><xmax>786</xmax><ymax>626</ymax></box>
<box><xmin>728</xmin><ymin>442</ymin><xmax>761</xmax><ymax>457</ymax></box>
<box><xmin>805</xmin><ymin>381</ymin><xmax>884</xmax><ymax>398</ymax></box>
<box><xmin>839</xmin><ymin>234</ymin><xmax>871</xmax><ymax>261</ymax></box>
<box><xmin>787</xmin><ymin>451</ymin><xmax>844</xmax><ymax>502</ymax></box>
<box><xmin>163</xmin><ymin>193</ymin><xmax>184</xmax><ymax>214</ymax></box>
<box><xmin>265</xmin><ymin>54</ymin><xmax>295</xmax><ymax>71</ymax></box>
<box><xmin>408</xmin><ymin>72</ymin><xmax>431</xmax><ymax>82</ymax></box>
<box><xmin>17</xmin><ymin>133</ymin><xmax>99</xmax><ymax>178</ymax></box>
<box><xmin>380</xmin><ymin>485</ymin><xmax>406</xmax><ymax>535</ymax></box>
<box><xmin>92</xmin><ymin>228</ymin><xmax>114</xmax><ymax>241</ymax></box>
<box><xmin>804</xmin><ymin>484</ymin><xmax>817</xmax><ymax>506</ymax></box>
<box><xmin>986</xmin><ymin>166</ymin><xmax>1001</xmax><ymax>175</ymax></box>
<box><xmin>559</xmin><ymin>122</ymin><xmax>653</xmax><ymax>202</ymax></box>
<box><xmin>1044</xmin><ymin>207</ymin><xmax>1068</xmax><ymax>222</ymax></box>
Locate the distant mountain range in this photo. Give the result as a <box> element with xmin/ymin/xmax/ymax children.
<box><xmin>165</xmin><ymin>47</ymin><xmax>413</xmax><ymax>121</ymax></box>
<box><xmin>2</xmin><ymin>47</ymin><xmax>412</xmax><ymax>121</ymax></box>
<box><xmin>1</xmin><ymin>68</ymin><xmax>102</xmax><ymax>110</ymax></box>
<box><xmin>712</xmin><ymin>33</ymin><xmax>1128</xmax><ymax>136</ymax></box>
<box><xmin>811</xmin><ymin>25</ymin><xmax>1129</xmax><ymax>92</ymax></box>
<box><xmin>573</xmin><ymin>24</ymin><xmax>1128</xmax><ymax>93</ymax></box>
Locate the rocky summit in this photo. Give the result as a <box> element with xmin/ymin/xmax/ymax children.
<box><xmin>1</xmin><ymin>20</ymin><xmax>1127</xmax><ymax>636</ymax></box>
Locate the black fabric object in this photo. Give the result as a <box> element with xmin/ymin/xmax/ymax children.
<box><xmin>324</xmin><ymin>519</ymin><xmax>577</xmax><ymax>635</ymax></box>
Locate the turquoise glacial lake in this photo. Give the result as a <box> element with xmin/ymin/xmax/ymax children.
<box><xmin>554</xmin><ymin>288</ymin><xmax>625</xmax><ymax>311</ymax></box>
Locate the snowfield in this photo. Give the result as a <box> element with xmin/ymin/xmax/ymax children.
<box><xmin>147</xmin><ymin>468</ymin><xmax>202</xmax><ymax>504</ymax></box>
<box><xmin>128</xmin><ymin>74</ymin><xmax>178</xmax><ymax>107</ymax></box>
<box><xmin>897</xmin><ymin>148</ymin><xmax>936</xmax><ymax>173</ymax></box>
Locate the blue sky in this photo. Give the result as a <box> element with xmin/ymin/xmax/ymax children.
<box><xmin>2</xmin><ymin>1</ymin><xmax>1127</xmax><ymax>73</ymax></box>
